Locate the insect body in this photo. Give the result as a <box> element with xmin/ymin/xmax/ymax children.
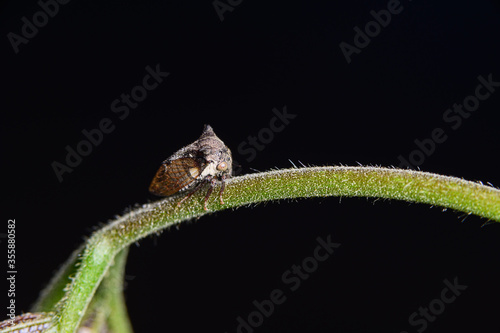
<box><xmin>149</xmin><ymin>124</ymin><xmax>232</xmax><ymax>210</ymax></box>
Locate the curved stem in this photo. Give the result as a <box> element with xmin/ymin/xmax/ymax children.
<box><xmin>34</xmin><ymin>167</ymin><xmax>500</xmax><ymax>332</ymax></box>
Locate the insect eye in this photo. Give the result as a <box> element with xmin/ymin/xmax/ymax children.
<box><xmin>217</xmin><ymin>162</ymin><xmax>228</xmax><ymax>171</ymax></box>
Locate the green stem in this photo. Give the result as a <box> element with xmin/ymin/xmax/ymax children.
<box><xmin>104</xmin><ymin>248</ymin><xmax>133</xmax><ymax>333</ymax></box>
<box><xmin>33</xmin><ymin>167</ymin><xmax>500</xmax><ymax>332</ymax></box>
<box><xmin>32</xmin><ymin>245</ymin><xmax>84</xmax><ymax>313</ymax></box>
<box><xmin>73</xmin><ymin>248</ymin><xmax>133</xmax><ymax>333</ymax></box>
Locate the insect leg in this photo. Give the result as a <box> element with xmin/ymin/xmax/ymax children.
<box><xmin>203</xmin><ymin>177</ymin><xmax>217</xmax><ymax>211</ymax></box>
<box><xmin>177</xmin><ymin>180</ymin><xmax>207</xmax><ymax>207</ymax></box>
<box><xmin>219</xmin><ymin>175</ymin><xmax>227</xmax><ymax>205</ymax></box>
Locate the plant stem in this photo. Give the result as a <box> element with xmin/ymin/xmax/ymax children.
<box><xmin>104</xmin><ymin>248</ymin><xmax>133</xmax><ymax>333</ymax></box>
<box><xmin>34</xmin><ymin>167</ymin><xmax>500</xmax><ymax>332</ymax></box>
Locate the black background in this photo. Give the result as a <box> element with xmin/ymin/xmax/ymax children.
<box><xmin>2</xmin><ymin>0</ymin><xmax>500</xmax><ymax>332</ymax></box>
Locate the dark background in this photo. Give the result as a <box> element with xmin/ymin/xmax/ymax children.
<box><xmin>2</xmin><ymin>0</ymin><xmax>500</xmax><ymax>332</ymax></box>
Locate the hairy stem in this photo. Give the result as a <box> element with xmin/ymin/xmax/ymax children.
<box><xmin>33</xmin><ymin>167</ymin><xmax>500</xmax><ymax>332</ymax></box>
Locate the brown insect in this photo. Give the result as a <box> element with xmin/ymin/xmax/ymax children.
<box><xmin>149</xmin><ymin>124</ymin><xmax>232</xmax><ymax>210</ymax></box>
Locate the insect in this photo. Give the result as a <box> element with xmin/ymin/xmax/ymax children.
<box><xmin>149</xmin><ymin>124</ymin><xmax>232</xmax><ymax>210</ymax></box>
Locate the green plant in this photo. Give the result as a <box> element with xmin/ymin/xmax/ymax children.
<box><xmin>2</xmin><ymin>166</ymin><xmax>499</xmax><ymax>333</ymax></box>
